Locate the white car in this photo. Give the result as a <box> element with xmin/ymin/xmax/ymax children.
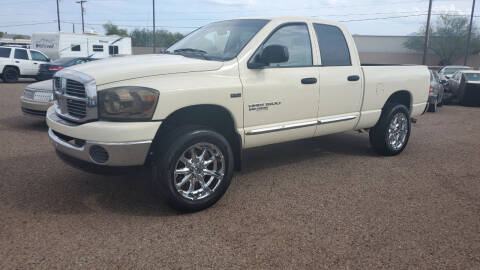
<box><xmin>0</xmin><ymin>46</ymin><xmax>50</xmax><ymax>83</ymax></box>
<box><xmin>47</xmin><ymin>17</ymin><xmax>429</xmax><ymax>211</ymax></box>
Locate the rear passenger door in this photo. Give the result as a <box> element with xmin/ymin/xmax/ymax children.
<box><xmin>13</xmin><ymin>48</ymin><xmax>34</xmax><ymax>75</ymax></box>
<box><xmin>313</xmin><ymin>23</ymin><xmax>363</xmax><ymax>135</ymax></box>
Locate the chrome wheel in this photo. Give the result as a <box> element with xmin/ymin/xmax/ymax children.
<box><xmin>173</xmin><ymin>142</ymin><xmax>225</xmax><ymax>201</ymax></box>
<box><xmin>387</xmin><ymin>112</ymin><xmax>408</xmax><ymax>151</ymax></box>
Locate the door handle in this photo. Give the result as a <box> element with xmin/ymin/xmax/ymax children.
<box><xmin>348</xmin><ymin>75</ymin><xmax>360</xmax><ymax>81</ymax></box>
<box><xmin>301</xmin><ymin>77</ymin><xmax>317</xmax><ymax>84</ymax></box>
<box><xmin>33</xmin><ymin>63</ymin><xmax>38</xmax><ymax>65</ymax></box>
<box><xmin>15</xmin><ymin>61</ymin><xmax>19</xmax><ymax>63</ymax></box>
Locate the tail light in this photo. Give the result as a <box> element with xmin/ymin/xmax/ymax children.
<box><xmin>429</xmin><ymin>86</ymin><xmax>434</xmax><ymax>93</ymax></box>
<box><xmin>48</xmin><ymin>66</ymin><xmax>63</xmax><ymax>71</ymax></box>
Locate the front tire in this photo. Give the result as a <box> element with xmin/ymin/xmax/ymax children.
<box><xmin>369</xmin><ymin>103</ymin><xmax>411</xmax><ymax>156</ymax></box>
<box><xmin>151</xmin><ymin>126</ymin><xmax>234</xmax><ymax>212</ymax></box>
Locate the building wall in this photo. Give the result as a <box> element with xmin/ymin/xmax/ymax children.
<box><xmin>354</xmin><ymin>35</ymin><xmax>480</xmax><ymax>68</ymax></box>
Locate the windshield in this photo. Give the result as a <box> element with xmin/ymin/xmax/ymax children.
<box><xmin>166</xmin><ymin>19</ymin><xmax>269</xmax><ymax>61</ymax></box>
<box><xmin>52</xmin><ymin>57</ymin><xmax>77</xmax><ymax>65</ymax></box>
<box><xmin>466</xmin><ymin>73</ymin><xmax>480</xmax><ymax>81</ymax></box>
<box><xmin>442</xmin><ymin>67</ymin><xmax>471</xmax><ymax>75</ymax></box>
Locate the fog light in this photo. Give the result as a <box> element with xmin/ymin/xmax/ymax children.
<box><xmin>89</xmin><ymin>145</ymin><xmax>109</xmax><ymax>164</ymax></box>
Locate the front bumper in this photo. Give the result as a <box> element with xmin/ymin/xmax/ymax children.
<box><xmin>46</xmin><ymin>107</ymin><xmax>161</xmax><ymax>167</ymax></box>
<box><xmin>20</xmin><ymin>97</ymin><xmax>53</xmax><ymax>117</ymax></box>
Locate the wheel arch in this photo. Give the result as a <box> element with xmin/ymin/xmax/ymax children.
<box><xmin>148</xmin><ymin>104</ymin><xmax>243</xmax><ymax>171</ymax></box>
<box><xmin>383</xmin><ymin>90</ymin><xmax>412</xmax><ymax>112</ymax></box>
<box><xmin>2</xmin><ymin>65</ymin><xmax>20</xmax><ymax>74</ymax></box>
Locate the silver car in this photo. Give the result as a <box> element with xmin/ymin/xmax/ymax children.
<box><xmin>446</xmin><ymin>70</ymin><xmax>480</xmax><ymax>106</ymax></box>
<box><xmin>427</xmin><ymin>70</ymin><xmax>445</xmax><ymax>112</ymax></box>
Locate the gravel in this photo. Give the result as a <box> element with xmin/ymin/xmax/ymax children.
<box><xmin>1</xmin><ymin>80</ymin><xmax>479</xmax><ymax>269</ymax></box>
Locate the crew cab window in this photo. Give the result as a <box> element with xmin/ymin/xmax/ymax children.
<box><xmin>259</xmin><ymin>23</ymin><xmax>312</xmax><ymax>67</ymax></box>
<box><xmin>0</xmin><ymin>47</ymin><xmax>11</xmax><ymax>58</ymax></box>
<box><xmin>313</xmin><ymin>23</ymin><xmax>351</xmax><ymax>66</ymax></box>
<box><xmin>71</xmin><ymin>45</ymin><xmax>80</xmax><ymax>51</ymax></box>
<box><xmin>30</xmin><ymin>51</ymin><xmax>49</xmax><ymax>61</ymax></box>
<box><xmin>14</xmin><ymin>49</ymin><xmax>29</xmax><ymax>60</ymax></box>
<box><xmin>93</xmin><ymin>45</ymin><xmax>103</xmax><ymax>52</ymax></box>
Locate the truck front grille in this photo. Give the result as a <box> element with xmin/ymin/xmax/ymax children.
<box><xmin>53</xmin><ymin>70</ymin><xmax>97</xmax><ymax>123</ymax></box>
<box><xmin>66</xmin><ymin>98</ymin><xmax>87</xmax><ymax>118</ymax></box>
<box><xmin>66</xmin><ymin>79</ymin><xmax>86</xmax><ymax>98</ymax></box>
<box><xmin>54</xmin><ymin>77</ymin><xmax>62</xmax><ymax>90</ymax></box>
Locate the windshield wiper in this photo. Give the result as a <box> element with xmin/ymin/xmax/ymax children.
<box><xmin>173</xmin><ymin>48</ymin><xmax>207</xmax><ymax>54</ymax></box>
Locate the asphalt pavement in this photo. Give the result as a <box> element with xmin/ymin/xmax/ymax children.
<box><xmin>1</xmin><ymin>79</ymin><xmax>479</xmax><ymax>269</ymax></box>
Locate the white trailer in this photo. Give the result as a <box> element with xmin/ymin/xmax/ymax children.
<box><xmin>30</xmin><ymin>32</ymin><xmax>131</xmax><ymax>60</ymax></box>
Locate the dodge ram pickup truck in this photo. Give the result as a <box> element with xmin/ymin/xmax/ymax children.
<box><xmin>47</xmin><ymin>17</ymin><xmax>429</xmax><ymax>211</ymax></box>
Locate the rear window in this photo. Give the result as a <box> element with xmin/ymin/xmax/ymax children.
<box><xmin>0</xmin><ymin>47</ymin><xmax>11</xmax><ymax>58</ymax></box>
<box><xmin>52</xmin><ymin>57</ymin><xmax>76</xmax><ymax>65</ymax></box>
<box><xmin>14</xmin><ymin>49</ymin><xmax>29</xmax><ymax>60</ymax></box>
<box><xmin>313</xmin><ymin>23</ymin><xmax>351</xmax><ymax>66</ymax></box>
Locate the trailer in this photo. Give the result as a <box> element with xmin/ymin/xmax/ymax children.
<box><xmin>30</xmin><ymin>32</ymin><xmax>131</xmax><ymax>60</ymax></box>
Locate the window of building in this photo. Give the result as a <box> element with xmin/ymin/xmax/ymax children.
<box><xmin>71</xmin><ymin>44</ymin><xmax>81</xmax><ymax>51</ymax></box>
<box><xmin>109</xmin><ymin>45</ymin><xmax>119</xmax><ymax>55</ymax></box>
<box><xmin>93</xmin><ymin>45</ymin><xmax>103</xmax><ymax>52</ymax></box>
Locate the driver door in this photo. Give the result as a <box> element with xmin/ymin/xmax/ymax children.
<box><xmin>240</xmin><ymin>23</ymin><xmax>320</xmax><ymax>148</ymax></box>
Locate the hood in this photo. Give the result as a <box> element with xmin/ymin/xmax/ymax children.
<box><xmin>26</xmin><ymin>79</ymin><xmax>53</xmax><ymax>91</ymax></box>
<box><xmin>67</xmin><ymin>54</ymin><xmax>224</xmax><ymax>85</ymax></box>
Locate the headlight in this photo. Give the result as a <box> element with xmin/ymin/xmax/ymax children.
<box><xmin>98</xmin><ymin>87</ymin><xmax>159</xmax><ymax>121</ymax></box>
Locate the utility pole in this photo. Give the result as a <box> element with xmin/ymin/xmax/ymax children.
<box><xmin>56</xmin><ymin>0</ymin><xmax>61</xmax><ymax>31</ymax></box>
<box><xmin>465</xmin><ymin>0</ymin><xmax>476</xmax><ymax>65</ymax></box>
<box><xmin>153</xmin><ymin>0</ymin><xmax>156</xmax><ymax>53</ymax></box>
<box><xmin>76</xmin><ymin>0</ymin><xmax>87</xmax><ymax>33</ymax></box>
<box><xmin>422</xmin><ymin>0</ymin><xmax>433</xmax><ymax>65</ymax></box>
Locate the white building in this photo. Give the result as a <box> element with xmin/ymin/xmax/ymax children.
<box><xmin>31</xmin><ymin>32</ymin><xmax>132</xmax><ymax>60</ymax></box>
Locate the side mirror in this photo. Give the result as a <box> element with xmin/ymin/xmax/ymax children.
<box><xmin>248</xmin><ymin>45</ymin><xmax>289</xmax><ymax>69</ymax></box>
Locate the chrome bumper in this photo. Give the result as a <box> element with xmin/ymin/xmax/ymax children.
<box><xmin>48</xmin><ymin>128</ymin><xmax>152</xmax><ymax>166</ymax></box>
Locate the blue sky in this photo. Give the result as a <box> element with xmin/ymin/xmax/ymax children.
<box><xmin>0</xmin><ymin>0</ymin><xmax>476</xmax><ymax>36</ymax></box>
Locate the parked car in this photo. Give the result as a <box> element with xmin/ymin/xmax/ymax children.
<box><xmin>438</xmin><ymin>65</ymin><xmax>472</xmax><ymax>82</ymax></box>
<box><xmin>20</xmin><ymin>79</ymin><xmax>54</xmax><ymax>117</ymax></box>
<box><xmin>427</xmin><ymin>70</ymin><xmax>445</xmax><ymax>112</ymax></box>
<box><xmin>446</xmin><ymin>70</ymin><xmax>480</xmax><ymax>106</ymax></box>
<box><xmin>0</xmin><ymin>46</ymin><xmax>50</xmax><ymax>82</ymax></box>
<box><xmin>37</xmin><ymin>57</ymin><xmax>98</xmax><ymax>80</ymax></box>
<box><xmin>46</xmin><ymin>17</ymin><xmax>429</xmax><ymax>212</ymax></box>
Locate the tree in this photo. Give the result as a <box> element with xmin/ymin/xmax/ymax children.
<box><xmin>0</xmin><ymin>32</ymin><xmax>4</xmax><ymax>38</ymax></box>
<box><xmin>404</xmin><ymin>14</ymin><xmax>480</xmax><ymax>65</ymax></box>
<box><xmin>130</xmin><ymin>28</ymin><xmax>184</xmax><ymax>48</ymax></box>
<box><xmin>103</xmin><ymin>22</ymin><xmax>128</xmax><ymax>37</ymax></box>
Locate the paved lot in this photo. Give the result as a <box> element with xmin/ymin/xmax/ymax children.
<box><xmin>1</xmin><ymin>80</ymin><xmax>479</xmax><ymax>269</ymax></box>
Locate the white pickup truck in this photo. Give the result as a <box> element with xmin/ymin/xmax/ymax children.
<box><xmin>0</xmin><ymin>46</ymin><xmax>51</xmax><ymax>82</ymax></box>
<box><xmin>47</xmin><ymin>17</ymin><xmax>429</xmax><ymax>211</ymax></box>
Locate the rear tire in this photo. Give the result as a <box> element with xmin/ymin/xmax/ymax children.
<box><xmin>2</xmin><ymin>67</ymin><xmax>19</xmax><ymax>83</ymax></box>
<box><xmin>151</xmin><ymin>126</ymin><xmax>234</xmax><ymax>212</ymax></box>
<box><xmin>369</xmin><ymin>103</ymin><xmax>411</xmax><ymax>156</ymax></box>
<box><xmin>428</xmin><ymin>100</ymin><xmax>437</xmax><ymax>112</ymax></box>
<box><xmin>437</xmin><ymin>94</ymin><xmax>443</xmax><ymax>107</ymax></box>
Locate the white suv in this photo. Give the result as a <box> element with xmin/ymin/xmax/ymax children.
<box><xmin>0</xmin><ymin>46</ymin><xmax>50</xmax><ymax>83</ymax></box>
